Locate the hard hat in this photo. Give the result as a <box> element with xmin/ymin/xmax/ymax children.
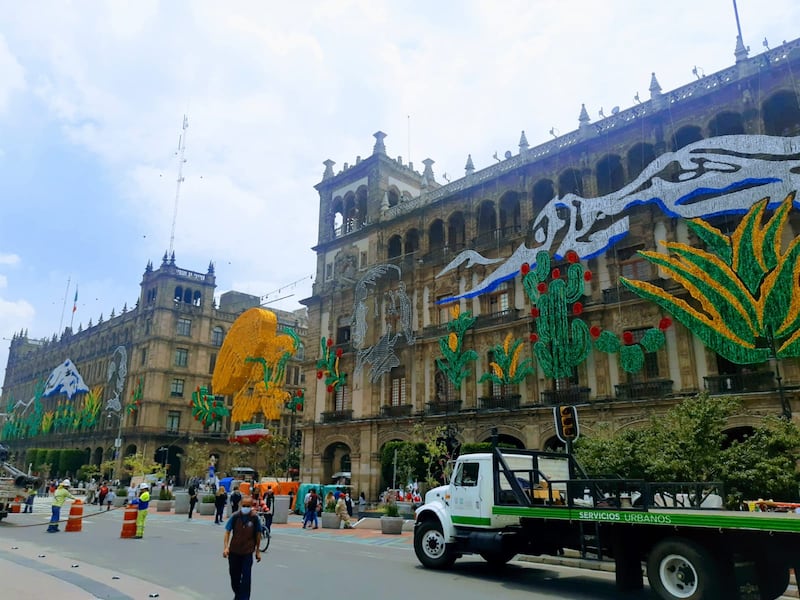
<box><xmin>61</xmin><ymin>479</ymin><xmax>71</xmax><ymax>487</ymax></box>
<box><xmin>139</xmin><ymin>482</ymin><xmax>150</xmax><ymax>490</ymax></box>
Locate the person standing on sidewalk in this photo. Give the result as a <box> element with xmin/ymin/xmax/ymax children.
<box><xmin>223</xmin><ymin>496</ymin><xmax>261</xmax><ymax>600</ymax></box>
<box><xmin>134</xmin><ymin>483</ymin><xmax>151</xmax><ymax>539</ymax></box>
<box><xmin>23</xmin><ymin>485</ymin><xmax>35</xmax><ymax>513</ymax></box>
<box><xmin>214</xmin><ymin>485</ymin><xmax>228</xmax><ymax>524</ymax></box>
<box><xmin>47</xmin><ymin>479</ymin><xmax>75</xmax><ymax>532</ymax></box>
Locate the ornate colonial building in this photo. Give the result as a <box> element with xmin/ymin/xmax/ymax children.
<box><xmin>301</xmin><ymin>39</ymin><xmax>800</xmax><ymax>498</ymax></box>
<box><xmin>1</xmin><ymin>254</ymin><xmax>307</xmax><ymax>483</ymax></box>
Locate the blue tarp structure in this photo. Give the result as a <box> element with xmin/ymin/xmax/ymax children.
<box><xmin>292</xmin><ymin>483</ymin><xmax>351</xmax><ymax>512</ymax></box>
<box><xmin>219</xmin><ymin>477</ymin><xmax>234</xmax><ymax>493</ymax></box>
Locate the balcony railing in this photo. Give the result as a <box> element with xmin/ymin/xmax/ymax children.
<box><xmin>381</xmin><ymin>404</ymin><xmax>413</xmax><ymax>418</ymax></box>
<box><xmin>615</xmin><ymin>379</ymin><xmax>674</xmax><ymax>401</ymax></box>
<box><xmin>474</xmin><ymin>309</ymin><xmax>519</xmax><ymax>328</ymax></box>
<box><xmin>704</xmin><ymin>371</ymin><xmax>775</xmax><ymax>394</ymax></box>
<box><xmin>425</xmin><ymin>400</ymin><xmax>462</xmax><ymax>415</ymax></box>
<box><xmin>540</xmin><ymin>387</ymin><xmax>591</xmax><ymax>405</ymax></box>
<box><xmin>321</xmin><ymin>409</ymin><xmax>353</xmax><ymax>423</ymax></box>
<box><xmin>478</xmin><ymin>394</ymin><xmax>521</xmax><ymax>411</ymax></box>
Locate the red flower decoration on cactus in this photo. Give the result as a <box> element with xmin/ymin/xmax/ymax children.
<box><xmin>317</xmin><ymin>371</ymin><xmax>323</xmax><ymax>379</ymax></box>
<box><xmin>572</xmin><ymin>302</ymin><xmax>583</xmax><ymax>315</ymax></box>
<box><xmin>537</xmin><ymin>282</ymin><xmax>547</xmax><ymax>293</ymax></box>
<box><xmin>659</xmin><ymin>317</ymin><xmax>673</xmax><ymax>330</ymax></box>
<box><xmin>335</xmin><ymin>347</ymin><xmax>343</xmax><ymax>358</ymax></box>
<box><xmin>521</xmin><ymin>263</ymin><xmax>530</xmax><ymax>275</ymax></box>
<box><xmin>590</xmin><ymin>325</ymin><xmax>601</xmax><ymax>338</ymax></box>
<box><xmin>529</xmin><ymin>333</ymin><xmax>539</xmax><ymax>343</ymax></box>
<box><xmin>530</xmin><ymin>307</ymin><xmax>540</xmax><ymax>318</ymax></box>
<box><xmin>296</xmin><ymin>389</ymin><xmax>303</xmax><ymax>397</ymax></box>
<box><xmin>623</xmin><ymin>331</ymin><xmax>634</xmax><ymax>345</ymax></box>
<box><xmin>566</xmin><ymin>250</ymin><xmax>579</xmax><ymax>263</ymax></box>
<box><xmin>211</xmin><ymin>412</ymin><xmax>216</xmax><ymax>420</ymax></box>
<box><xmin>326</xmin><ymin>384</ymin><xmax>334</xmax><ymax>393</ymax></box>
<box><xmin>552</xmin><ymin>268</ymin><xmax>561</xmax><ymax>279</ymax></box>
<box><xmin>326</xmin><ymin>338</ymin><xmax>333</xmax><ymax>347</ymax></box>
<box><xmin>584</xmin><ymin>271</ymin><xmax>592</xmax><ymax>281</ymax></box>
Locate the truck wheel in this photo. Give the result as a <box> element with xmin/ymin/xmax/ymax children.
<box><xmin>646</xmin><ymin>538</ymin><xmax>723</xmax><ymax>600</ymax></box>
<box><xmin>479</xmin><ymin>550</ymin><xmax>517</xmax><ymax>568</ymax></box>
<box><xmin>755</xmin><ymin>559</ymin><xmax>789</xmax><ymax>600</ymax></box>
<box><xmin>414</xmin><ymin>521</ymin><xmax>455</xmax><ymax>570</ymax></box>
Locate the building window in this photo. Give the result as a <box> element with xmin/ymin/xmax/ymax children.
<box><xmin>390</xmin><ymin>367</ymin><xmax>406</xmax><ymax>406</ymax></box>
<box><xmin>177</xmin><ymin>318</ymin><xmax>192</xmax><ymax>336</ymax></box>
<box><xmin>437</xmin><ymin>297</ymin><xmax>453</xmax><ymax>325</ymax></box>
<box><xmin>140</xmin><ymin>348</ymin><xmax>147</xmax><ymax>366</ymax></box>
<box><xmin>204</xmin><ymin>416</ymin><xmax>223</xmax><ymax>434</ymax></box>
<box><xmin>336</xmin><ymin>326</ymin><xmax>351</xmax><ymax>345</ymax></box>
<box><xmin>435</xmin><ymin>369</ymin><xmax>456</xmax><ymax>402</ymax></box>
<box><xmin>166</xmin><ymin>411</ymin><xmax>181</xmax><ymax>433</ymax></box>
<box><xmin>211</xmin><ymin>326</ymin><xmax>224</xmax><ymax>347</ymax></box>
<box><xmin>174</xmin><ymin>348</ymin><xmax>189</xmax><ymax>367</ymax></box>
<box><xmin>626</xmin><ymin>328</ymin><xmax>660</xmax><ymax>381</ymax></box>
<box><xmin>145</xmin><ymin>319</ymin><xmax>152</xmax><ymax>335</ymax></box>
<box><xmin>325</xmin><ymin>263</ymin><xmax>333</xmax><ymax>281</ymax></box>
<box><xmin>170</xmin><ymin>379</ymin><xmax>185</xmax><ymax>397</ymax></box>
<box><xmin>295</xmin><ymin>344</ymin><xmax>305</xmax><ymax>360</ymax></box>
<box><xmin>209</xmin><ymin>353</ymin><xmax>217</xmax><ymax>374</ymax></box>
<box><xmin>334</xmin><ymin>386</ymin><xmax>348</xmax><ymax>411</ymax></box>
<box><xmin>487</xmin><ymin>282</ymin><xmax>510</xmax><ymax>314</ymax></box>
<box><xmin>618</xmin><ymin>245</ymin><xmax>652</xmax><ymax>280</ymax></box>
<box><xmin>360</xmin><ymin>251</ymin><xmax>368</xmax><ymax>270</ymax></box>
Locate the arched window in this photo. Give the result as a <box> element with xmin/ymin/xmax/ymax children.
<box><xmin>558</xmin><ymin>169</ymin><xmax>583</xmax><ymax>197</ymax></box>
<box><xmin>708</xmin><ymin>111</ymin><xmax>744</xmax><ymax>136</ymax></box>
<box><xmin>448</xmin><ymin>212</ymin><xmax>466</xmax><ymax>251</ymax></box>
<box><xmin>429</xmin><ymin>219</ymin><xmax>445</xmax><ymax>251</ymax></box>
<box><xmin>193</xmin><ymin>290</ymin><xmax>201</xmax><ymax>307</ymax></box>
<box><xmin>211</xmin><ymin>326</ymin><xmax>224</xmax><ymax>347</ymax></box>
<box><xmin>183</xmin><ymin>288</ymin><xmax>192</xmax><ymax>304</ymax></box>
<box><xmin>627</xmin><ymin>143</ymin><xmax>656</xmax><ymax>180</ymax></box>
<box><xmin>595</xmin><ymin>154</ymin><xmax>625</xmax><ymax>196</ymax></box>
<box><xmin>388</xmin><ymin>189</ymin><xmax>400</xmax><ymax>207</ymax></box>
<box><xmin>671</xmin><ymin>125</ymin><xmax>703</xmax><ymax>151</ymax></box>
<box><xmin>476</xmin><ymin>201</ymin><xmax>496</xmax><ymax>238</ymax></box>
<box><xmin>404</xmin><ymin>229</ymin><xmax>420</xmax><ymax>256</ymax></box>
<box><xmin>763</xmin><ymin>91</ymin><xmax>800</xmax><ymax>136</ymax></box>
<box><xmin>532</xmin><ymin>179</ymin><xmax>554</xmax><ymax>212</ymax></box>
<box><xmin>174</xmin><ymin>286</ymin><xmax>183</xmax><ymax>303</ymax></box>
<box><xmin>499</xmin><ymin>192</ymin><xmax>521</xmax><ymax>234</ymax></box>
<box><xmin>387</xmin><ymin>235</ymin><xmax>403</xmax><ymax>259</ymax></box>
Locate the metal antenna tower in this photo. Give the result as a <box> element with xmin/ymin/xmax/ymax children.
<box><xmin>169</xmin><ymin>115</ymin><xmax>189</xmax><ymax>256</ymax></box>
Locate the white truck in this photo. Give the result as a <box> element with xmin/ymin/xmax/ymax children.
<box><xmin>413</xmin><ymin>444</ymin><xmax>800</xmax><ymax>600</ymax></box>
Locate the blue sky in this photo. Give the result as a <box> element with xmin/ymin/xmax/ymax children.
<box><xmin>1</xmin><ymin>0</ymin><xmax>799</xmax><ymax>389</ymax></box>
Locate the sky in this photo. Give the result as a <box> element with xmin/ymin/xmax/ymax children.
<box><xmin>1</xmin><ymin>0</ymin><xmax>799</xmax><ymax>389</ymax></box>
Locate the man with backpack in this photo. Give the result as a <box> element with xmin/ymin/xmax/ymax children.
<box><xmin>230</xmin><ymin>485</ymin><xmax>242</xmax><ymax>513</ymax></box>
<box><xmin>223</xmin><ymin>496</ymin><xmax>262</xmax><ymax>600</ymax></box>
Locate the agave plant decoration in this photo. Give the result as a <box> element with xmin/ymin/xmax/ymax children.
<box><xmin>479</xmin><ymin>332</ymin><xmax>534</xmax><ymax>387</ymax></box>
<box><xmin>620</xmin><ymin>193</ymin><xmax>800</xmax><ymax>365</ymax></box>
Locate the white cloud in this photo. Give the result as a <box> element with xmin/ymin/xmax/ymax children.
<box><xmin>0</xmin><ymin>254</ymin><xmax>19</xmax><ymax>266</ymax></box>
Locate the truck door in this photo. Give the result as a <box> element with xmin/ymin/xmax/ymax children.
<box><xmin>450</xmin><ymin>460</ymin><xmax>484</xmax><ymax>524</ymax></box>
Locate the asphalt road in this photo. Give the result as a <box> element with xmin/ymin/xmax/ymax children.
<box><xmin>0</xmin><ymin>502</ymin><xmax>732</xmax><ymax>600</ymax></box>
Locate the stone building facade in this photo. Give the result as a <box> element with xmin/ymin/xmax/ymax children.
<box><xmin>301</xmin><ymin>39</ymin><xmax>800</xmax><ymax>498</ymax></box>
<box><xmin>1</xmin><ymin>254</ymin><xmax>307</xmax><ymax>483</ymax></box>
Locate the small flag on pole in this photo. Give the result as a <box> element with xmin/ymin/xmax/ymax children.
<box><xmin>72</xmin><ymin>287</ymin><xmax>78</xmax><ymax>313</ymax></box>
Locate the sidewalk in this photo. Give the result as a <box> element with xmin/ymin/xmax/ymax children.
<box><xmin>0</xmin><ymin>540</ymin><xmax>190</xmax><ymax>600</ymax></box>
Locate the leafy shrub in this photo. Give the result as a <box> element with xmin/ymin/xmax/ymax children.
<box><xmin>202</xmin><ymin>494</ymin><xmax>216</xmax><ymax>503</ymax></box>
<box><xmin>383</xmin><ymin>502</ymin><xmax>400</xmax><ymax>517</ymax></box>
<box><xmin>158</xmin><ymin>487</ymin><xmax>174</xmax><ymax>501</ymax></box>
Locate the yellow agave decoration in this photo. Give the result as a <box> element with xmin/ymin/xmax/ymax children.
<box><xmin>621</xmin><ymin>193</ymin><xmax>800</xmax><ymax>365</ymax></box>
<box><xmin>212</xmin><ymin>307</ymin><xmax>300</xmax><ymax>423</ymax></box>
<box><xmin>479</xmin><ymin>332</ymin><xmax>534</xmax><ymax>388</ymax></box>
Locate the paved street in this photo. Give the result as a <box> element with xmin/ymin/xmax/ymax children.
<box><xmin>0</xmin><ymin>499</ymin><xmax>795</xmax><ymax>599</ymax></box>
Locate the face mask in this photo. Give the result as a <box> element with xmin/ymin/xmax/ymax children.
<box><xmin>240</xmin><ymin>507</ymin><xmax>252</xmax><ymax>515</ymax></box>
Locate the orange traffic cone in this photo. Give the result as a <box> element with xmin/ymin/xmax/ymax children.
<box><xmin>65</xmin><ymin>499</ymin><xmax>83</xmax><ymax>532</ymax></box>
<box><xmin>120</xmin><ymin>504</ymin><xmax>138</xmax><ymax>538</ymax></box>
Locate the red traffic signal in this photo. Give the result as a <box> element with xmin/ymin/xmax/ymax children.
<box><xmin>555</xmin><ymin>405</ymin><xmax>579</xmax><ymax>442</ymax></box>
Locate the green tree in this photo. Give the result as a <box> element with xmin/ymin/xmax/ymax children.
<box><xmin>123</xmin><ymin>452</ymin><xmax>164</xmax><ymax>480</ymax></box>
<box><xmin>59</xmin><ymin>449</ymin><xmax>86</xmax><ymax>478</ymax></box>
<box><xmin>179</xmin><ymin>440</ymin><xmax>211</xmax><ymax>480</ymax></box>
<box><xmin>225</xmin><ymin>442</ymin><xmax>255</xmax><ymax>475</ymax></box>
<box><xmin>257</xmin><ymin>434</ymin><xmax>289</xmax><ymax>478</ymax></box>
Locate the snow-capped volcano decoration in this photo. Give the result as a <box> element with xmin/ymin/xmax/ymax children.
<box><xmin>43</xmin><ymin>359</ymin><xmax>89</xmax><ymax>399</ymax></box>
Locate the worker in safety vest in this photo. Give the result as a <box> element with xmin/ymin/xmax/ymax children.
<box><xmin>47</xmin><ymin>479</ymin><xmax>75</xmax><ymax>532</ymax></box>
<box><xmin>134</xmin><ymin>482</ymin><xmax>151</xmax><ymax>539</ymax></box>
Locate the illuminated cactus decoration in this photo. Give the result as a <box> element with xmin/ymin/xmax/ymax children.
<box><xmin>127</xmin><ymin>377</ymin><xmax>143</xmax><ymax>415</ymax></box>
<box><xmin>436</xmin><ymin>304</ymin><xmax>478</xmax><ymax>389</ymax></box>
<box><xmin>316</xmin><ymin>337</ymin><xmax>347</xmax><ymax>393</ymax></box>
<box><xmin>592</xmin><ymin>319</ymin><xmax>671</xmax><ymax>373</ymax></box>
<box><xmin>521</xmin><ymin>250</ymin><xmax>592</xmax><ymax>379</ymax></box>
<box><xmin>191</xmin><ymin>385</ymin><xmax>230</xmax><ymax>426</ymax></box>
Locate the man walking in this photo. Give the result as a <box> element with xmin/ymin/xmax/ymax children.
<box><xmin>302</xmin><ymin>488</ymin><xmax>319</xmax><ymax>529</ymax></box>
<box><xmin>223</xmin><ymin>496</ymin><xmax>261</xmax><ymax>600</ymax></box>
<box><xmin>47</xmin><ymin>479</ymin><xmax>75</xmax><ymax>532</ymax></box>
<box><xmin>134</xmin><ymin>483</ymin><xmax>150</xmax><ymax>539</ymax></box>
<box><xmin>188</xmin><ymin>481</ymin><xmax>198</xmax><ymax>519</ymax></box>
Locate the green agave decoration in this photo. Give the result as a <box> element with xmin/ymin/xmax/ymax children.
<box><xmin>621</xmin><ymin>193</ymin><xmax>800</xmax><ymax>365</ymax></box>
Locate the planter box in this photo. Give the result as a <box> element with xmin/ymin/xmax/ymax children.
<box><xmin>320</xmin><ymin>512</ymin><xmax>341</xmax><ymax>529</ymax></box>
<box><xmin>380</xmin><ymin>516</ymin><xmax>404</xmax><ymax>535</ymax></box>
<box><xmin>113</xmin><ymin>496</ymin><xmax>126</xmax><ymax>507</ymax></box>
<box><xmin>198</xmin><ymin>502</ymin><xmax>216</xmax><ymax>516</ymax></box>
<box><xmin>156</xmin><ymin>500</ymin><xmax>173</xmax><ymax>512</ymax></box>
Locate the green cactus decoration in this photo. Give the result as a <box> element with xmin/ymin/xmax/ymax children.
<box><xmin>436</xmin><ymin>304</ymin><xmax>478</xmax><ymax>389</ymax></box>
<box><xmin>592</xmin><ymin>320</ymin><xmax>672</xmax><ymax>373</ymax></box>
<box><xmin>316</xmin><ymin>337</ymin><xmax>347</xmax><ymax>393</ymax></box>
<box><xmin>521</xmin><ymin>250</ymin><xmax>592</xmax><ymax>379</ymax></box>
<box><xmin>190</xmin><ymin>385</ymin><xmax>230</xmax><ymax>426</ymax></box>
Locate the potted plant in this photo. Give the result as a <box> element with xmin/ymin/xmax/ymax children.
<box><xmin>113</xmin><ymin>485</ymin><xmax>127</xmax><ymax>507</ymax></box>
<box><xmin>156</xmin><ymin>487</ymin><xmax>174</xmax><ymax>512</ymax></box>
<box><xmin>380</xmin><ymin>501</ymin><xmax>404</xmax><ymax>534</ymax></box>
<box><xmin>320</xmin><ymin>496</ymin><xmax>340</xmax><ymax>529</ymax></box>
<box><xmin>197</xmin><ymin>493</ymin><xmax>216</xmax><ymax>516</ymax></box>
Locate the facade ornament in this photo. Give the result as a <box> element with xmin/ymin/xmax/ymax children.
<box><xmin>372</xmin><ymin>131</ymin><xmax>387</xmax><ymax>155</ymax></box>
<box><xmin>464</xmin><ymin>154</ymin><xmax>475</xmax><ymax>176</ymax></box>
<box><xmin>519</xmin><ymin>130</ymin><xmax>529</xmax><ymax>152</ymax></box>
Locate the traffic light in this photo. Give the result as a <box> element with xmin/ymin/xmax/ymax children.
<box><xmin>556</xmin><ymin>405</ymin><xmax>579</xmax><ymax>442</ymax></box>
